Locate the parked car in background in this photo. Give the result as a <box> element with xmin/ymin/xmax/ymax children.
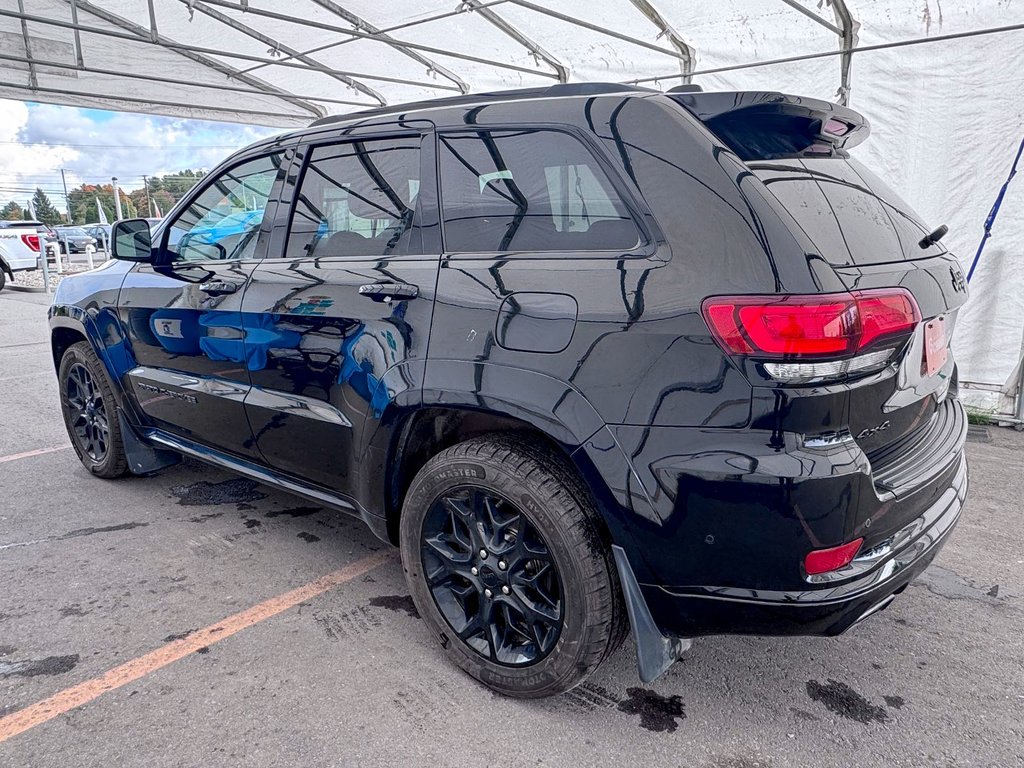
<box><xmin>49</xmin><ymin>83</ymin><xmax>970</xmax><ymax>697</ymax></box>
<box><xmin>0</xmin><ymin>219</ymin><xmax>45</xmax><ymax>291</ymax></box>
<box><xmin>84</xmin><ymin>224</ymin><xmax>112</xmax><ymax>246</ymax></box>
<box><xmin>54</xmin><ymin>226</ymin><xmax>98</xmax><ymax>253</ymax></box>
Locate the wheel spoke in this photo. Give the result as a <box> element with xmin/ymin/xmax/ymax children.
<box><xmin>420</xmin><ymin>483</ymin><xmax>564</xmax><ymax>668</ymax></box>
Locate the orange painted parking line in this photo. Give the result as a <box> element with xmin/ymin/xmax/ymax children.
<box><xmin>0</xmin><ymin>550</ymin><xmax>396</xmax><ymax>744</ymax></box>
<box><xmin>0</xmin><ymin>445</ymin><xmax>71</xmax><ymax>464</ymax></box>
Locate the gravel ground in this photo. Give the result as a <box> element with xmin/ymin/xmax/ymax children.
<box><xmin>0</xmin><ymin>291</ymin><xmax>1022</xmax><ymax>768</ymax></box>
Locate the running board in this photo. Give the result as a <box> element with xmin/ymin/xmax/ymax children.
<box><xmin>144</xmin><ymin>428</ymin><xmax>359</xmax><ymax>516</ymax></box>
<box><xmin>612</xmin><ymin>544</ymin><xmax>691</xmax><ymax>683</ymax></box>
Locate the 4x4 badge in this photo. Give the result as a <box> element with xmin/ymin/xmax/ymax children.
<box><xmin>857</xmin><ymin>420</ymin><xmax>891</xmax><ymax>439</ymax></box>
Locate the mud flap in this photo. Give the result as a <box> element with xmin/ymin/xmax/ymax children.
<box><xmin>117</xmin><ymin>409</ymin><xmax>181</xmax><ymax>475</ymax></box>
<box><xmin>612</xmin><ymin>544</ymin><xmax>691</xmax><ymax>683</ymax></box>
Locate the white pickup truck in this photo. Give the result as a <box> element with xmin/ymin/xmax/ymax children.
<box><xmin>0</xmin><ymin>220</ymin><xmax>47</xmax><ymax>291</ymax></box>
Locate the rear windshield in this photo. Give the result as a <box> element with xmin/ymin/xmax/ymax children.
<box><xmin>750</xmin><ymin>157</ymin><xmax>946</xmax><ymax>266</ymax></box>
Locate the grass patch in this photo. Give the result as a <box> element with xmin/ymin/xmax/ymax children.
<box><xmin>965</xmin><ymin>407</ymin><xmax>995</xmax><ymax>426</ymax></box>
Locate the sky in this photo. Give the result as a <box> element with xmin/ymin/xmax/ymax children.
<box><xmin>0</xmin><ymin>99</ymin><xmax>282</xmax><ymax>215</ymax></box>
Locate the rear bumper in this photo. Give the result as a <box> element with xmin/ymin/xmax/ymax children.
<box><xmin>641</xmin><ymin>453</ymin><xmax>967</xmax><ymax>637</ymax></box>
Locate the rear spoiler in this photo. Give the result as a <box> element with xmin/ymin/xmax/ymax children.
<box><xmin>669</xmin><ymin>90</ymin><xmax>870</xmax><ymax>161</ymax></box>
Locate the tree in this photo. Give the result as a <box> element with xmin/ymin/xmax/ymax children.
<box><xmin>0</xmin><ymin>201</ymin><xmax>23</xmax><ymax>220</ymax></box>
<box><xmin>31</xmin><ymin>188</ymin><xmax>64</xmax><ymax>225</ymax></box>
<box><xmin>67</xmin><ymin>184</ymin><xmax>137</xmax><ymax>224</ymax></box>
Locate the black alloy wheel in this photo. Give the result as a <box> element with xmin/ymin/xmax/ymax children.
<box><xmin>59</xmin><ymin>341</ymin><xmax>128</xmax><ymax>477</ymax></box>
<box><xmin>421</xmin><ymin>486</ymin><xmax>563</xmax><ymax>666</ymax></box>
<box><xmin>401</xmin><ymin>435</ymin><xmax>626</xmax><ymax>697</ymax></box>
<box><xmin>65</xmin><ymin>362</ymin><xmax>109</xmax><ymax>461</ymax></box>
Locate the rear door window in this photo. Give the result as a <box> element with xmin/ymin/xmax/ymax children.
<box><xmin>286</xmin><ymin>136</ymin><xmax>423</xmax><ymax>259</ymax></box>
<box><xmin>438</xmin><ymin>129</ymin><xmax>640</xmax><ymax>253</ymax></box>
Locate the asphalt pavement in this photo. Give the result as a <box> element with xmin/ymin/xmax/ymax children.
<box><xmin>1</xmin><ymin>287</ymin><xmax>1022</xmax><ymax>768</ymax></box>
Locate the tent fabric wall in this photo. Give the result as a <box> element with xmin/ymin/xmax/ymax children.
<box><xmin>2</xmin><ymin>0</ymin><xmax>1022</xmax><ymax>398</ymax></box>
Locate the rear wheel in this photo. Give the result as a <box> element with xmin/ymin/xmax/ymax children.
<box><xmin>400</xmin><ymin>434</ymin><xmax>625</xmax><ymax>697</ymax></box>
<box><xmin>59</xmin><ymin>341</ymin><xmax>127</xmax><ymax>478</ymax></box>
<box><xmin>0</xmin><ymin>269</ymin><xmax>6</xmax><ymax>292</ymax></box>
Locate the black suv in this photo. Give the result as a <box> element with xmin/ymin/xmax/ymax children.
<box><xmin>50</xmin><ymin>83</ymin><xmax>969</xmax><ymax>697</ymax></box>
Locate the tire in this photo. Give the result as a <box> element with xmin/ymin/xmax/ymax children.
<box><xmin>0</xmin><ymin>269</ymin><xmax>6</xmax><ymax>292</ymax></box>
<box><xmin>58</xmin><ymin>341</ymin><xmax>128</xmax><ymax>478</ymax></box>
<box><xmin>400</xmin><ymin>434</ymin><xmax>626</xmax><ymax>697</ymax></box>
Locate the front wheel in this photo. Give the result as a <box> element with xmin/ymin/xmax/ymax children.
<box><xmin>58</xmin><ymin>341</ymin><xmax>128</xmax><ymax>478</ymax></box>
<box><xmin>400</xmin><ymin>435</ymin><xmax>626</xmax><ymax>697</ymax></box>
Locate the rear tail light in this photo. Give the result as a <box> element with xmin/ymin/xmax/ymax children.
<box><xmin>804</xmin><ymin>538</ymin><xmax>863</xmax><ymax>576</ymax></box>
<box><xmin>20</xmin><ymin>234</ymin><xmax>41</xmax><ymax>252</ymax></box>
<box><xmin>702</xmin><ymin>288</ymin><xmax>920</xmax><ymax>382</ymax></box>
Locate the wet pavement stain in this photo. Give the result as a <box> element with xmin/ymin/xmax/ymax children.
<box><xmin>170</xmin><ymin>479</ymin><xmax>267</xmax><ymax>507</ymax></box>
<box><xmin>806</xmin><ymin>679</ymin><xmax>889</xmax><ymax>723</ymax></box>
<box><xmin>884</xmin><ymin>695</ymin><xmax>906</xmax><ymax>709</ymax></box>
<box><xmin>62</xmin><ymin>522</ymin><xmax>147</xmax><ymax>539</ymax></box>
<box><xmin>790</xmin><ymin>707</ymin><xmax>819</xmax><ymax>722</ymax></box>
<box><xmin>616</xmin><ymin>687</ymin><xmax>686</xmax><ymax>733</ymax></box>
<box><xmin>195</xmin><ymin>646</ymin><xmax>210</xmax><ymax>655</ymax></box>
<box><xmin>988</xmin><ymin>584</ymin><xmax>1000</xmax><ymax>597</ymax></box>
<box><xmin>266</xmin><ymin>506</ymin><xmax>322</xmax><ymax>518</ymax></box>
<box><xmin>243</xmin><ymin>518</ymin><xmax>262</xmax><ymax>529</ymax></box>
<box><xmin>297</xmin><ymin>531</ymin><xmax>321</xmax><ymax>543</ymax></box>
<box><xmin>368</xmin><ymin>594</ymin><xmax>420</xmax><ymax>619</ymax></box>
<box><xmin>0</xmin><ymin>654</ymin><xmax>79</xmax><ymax>679</ymax></box>
<box><xmin>163</xmin><ymin>629</ymin><xmax>197</xmax><ymax>642</ymax></box>
<box><xmin>0</xmin><ymin>645</ymin><xmax>16</xmax><ymax>656</ymax></box>
<box><xmin>236</xmin><ymin>502</ymin><xmax>256</xmax><ymax>512</ymax></box>
<box><xmin>60</xmin><ymin>606</ymin><xmax>89</xmax><ymax>617</ymax></box>
<box><xmin>187</xmin><ymin>512</ymin><xmax>224</xmax><ymax>523</ymax></box>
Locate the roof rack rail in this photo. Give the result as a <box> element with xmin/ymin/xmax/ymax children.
<box><xmin>309</xmin><ymin>82</ymin><xmax>657</xmax><ymax>127</ymax></box>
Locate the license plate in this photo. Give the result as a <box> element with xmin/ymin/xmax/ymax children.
<box><xmin>923</xmin><ymin>317</ymin><xmax>948</xmax><ymax>377</ymax></box>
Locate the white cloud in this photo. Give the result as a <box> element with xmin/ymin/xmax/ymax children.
<box><xmin>0</xmin><ymin>99</ymin><xmax>282</xmax><ymax>213</ymax></box>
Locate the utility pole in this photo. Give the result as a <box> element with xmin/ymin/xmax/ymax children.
<box><xmin>60</xmin><ymin>168</ymin><xmax>71</xmax><ymax>224</ymax></box>
<box><xmin>111</xmin><ymin>176</ymin><xmax>123</xmax><ymax>221</ymax></box>
<box><xmin>142</xmin><ymin>175</ymin><xmax>153</xmax><ymax>217</ymax></box>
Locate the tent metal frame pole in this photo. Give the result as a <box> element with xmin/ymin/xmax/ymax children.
<box><xmin>235</xmin><ymin>0</ymin><xmax>511</xmax><ymax>77</ymax></box>
<box><xmin>461</xmin><ymin>0</ymin><xmax>568</xmax><ymax>82</ymax></box>
<box><xmin>627</xmin><ymin>0</ymin><xmax>696</xmax><ymax>82</ymax></box>
<box><xmin>191</xmin><ymin>0</ymin><xmax>556</xmax><ymax>79</ymax></box>
<box><xmin>181</xmin><ymin>0</ymin><xmax>387</xmax><ymax>106</ymax></box>
<box><xmin>16</xmin><ymin>0</ymin><xmax>37</xmax><ymax>89</ymax></box>
<box><xmin>56</xmin><ymin>1</ymin><xmax>326</xmax><ymax>119</ymax></box>
<box><xmin>0</xmin><ymin>53</ymin><xmax>378</xmax><ymax>109</ymax></box>
<box><xmin>68</xmin><ymin>0</ymin><xmax>85</xmax><ymax>67</ymax></box>
<box><xmin>629</xmin><ymin>21</ymin><xmax>1024</xmax><ymax>85</ymax></box>
<box><xmin>505</xmin><ymin>0</ymin><xmax>692</xmax><ymax>64</ymax></box>
<box><xmin>830</xmin><ymin>0</ymin><xmax>859</xmax><ymax>105</ymax></box>
<box><xmin>146</xmin><ymin>0</ymin><xmax>158</xmax><ymax>41</ymax></box>
<box><xmin>306</xmin><ymin>0</ymin><xmax>470</xmax><ymax>93</ymax></box>
<box><xmin>0</xmin><ymin>80</ymin><xmax>316</xmax><ymax>124</ymax></box>
<box><xmin>1</xmin><ymin>8</ymin><xmax>460</xmax><ymax>92</ymax></box>
<box><xmin>777</xmin><ymin>0</ymin><xmax>841</xmax><ymax>35</ymax></box>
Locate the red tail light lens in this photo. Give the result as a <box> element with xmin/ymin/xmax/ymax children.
<box><xmin>702</xmin><ymin>289</ymin><xmax>920</xmax><ymax>359</ymax></box>
<box><xmin>20</xmin><ymin>234</ymin><xmax>41</xmax><ymax>252</ymax></box>
<box><xmin>804</xmin><ymin>538</ymin><xmax>864</xmax><ymax>576</ymax></box>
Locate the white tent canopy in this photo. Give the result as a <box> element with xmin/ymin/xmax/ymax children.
<box><xmin>3</xmin><ymin>1</ymin><xmax>1024</xmax><ymax>407</ymax></box>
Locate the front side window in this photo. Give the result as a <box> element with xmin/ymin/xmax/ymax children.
<box><xmin>166</xmin><ymin>153</ymin><xmax>283</xmax><ymax>263</ymax></box>
<box><xmin>438</xmin><ymin>129</ymin><xmax>640</xmax><ymax>253</ymax></box>
<box><xmin>286</xmin><ymin>137</ymin><xmax>422</xmax><ymax>259</ymax></box>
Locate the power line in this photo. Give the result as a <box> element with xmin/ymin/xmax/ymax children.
<box><xmin>0</xmin><ymin>140</ymin><xmax>259</xmax><ymax>149</ymax></box>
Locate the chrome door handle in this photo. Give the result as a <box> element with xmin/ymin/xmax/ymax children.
<box><xmin>358</xmin><ymin>282</ymin><xmax>419</xmax><ymax>302</ymax></box>
<box><xmin>199</xmin><ymin>280</ymin><xmax>239</xmax><ymax>296</ymax></box>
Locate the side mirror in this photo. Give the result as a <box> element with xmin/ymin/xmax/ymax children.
<box><xmin>111</xmin><ymin>219</ymin><xmax>153</xmax><ymax>262</ymax></box>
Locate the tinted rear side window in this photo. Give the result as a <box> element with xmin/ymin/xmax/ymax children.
<box><xmin>751</xmin><ymin>157</ymin><xmax>944</xmax><ymax>266</ymax></box>
<box><xmin>287</xmin><ymin>136</ymin><xmax>422</xmax><ymax>259</ymax></box>
<box><xmin>438</xmin><ymin>129</ymin><xmax>640</xmax><ymax>253</ymax></box>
